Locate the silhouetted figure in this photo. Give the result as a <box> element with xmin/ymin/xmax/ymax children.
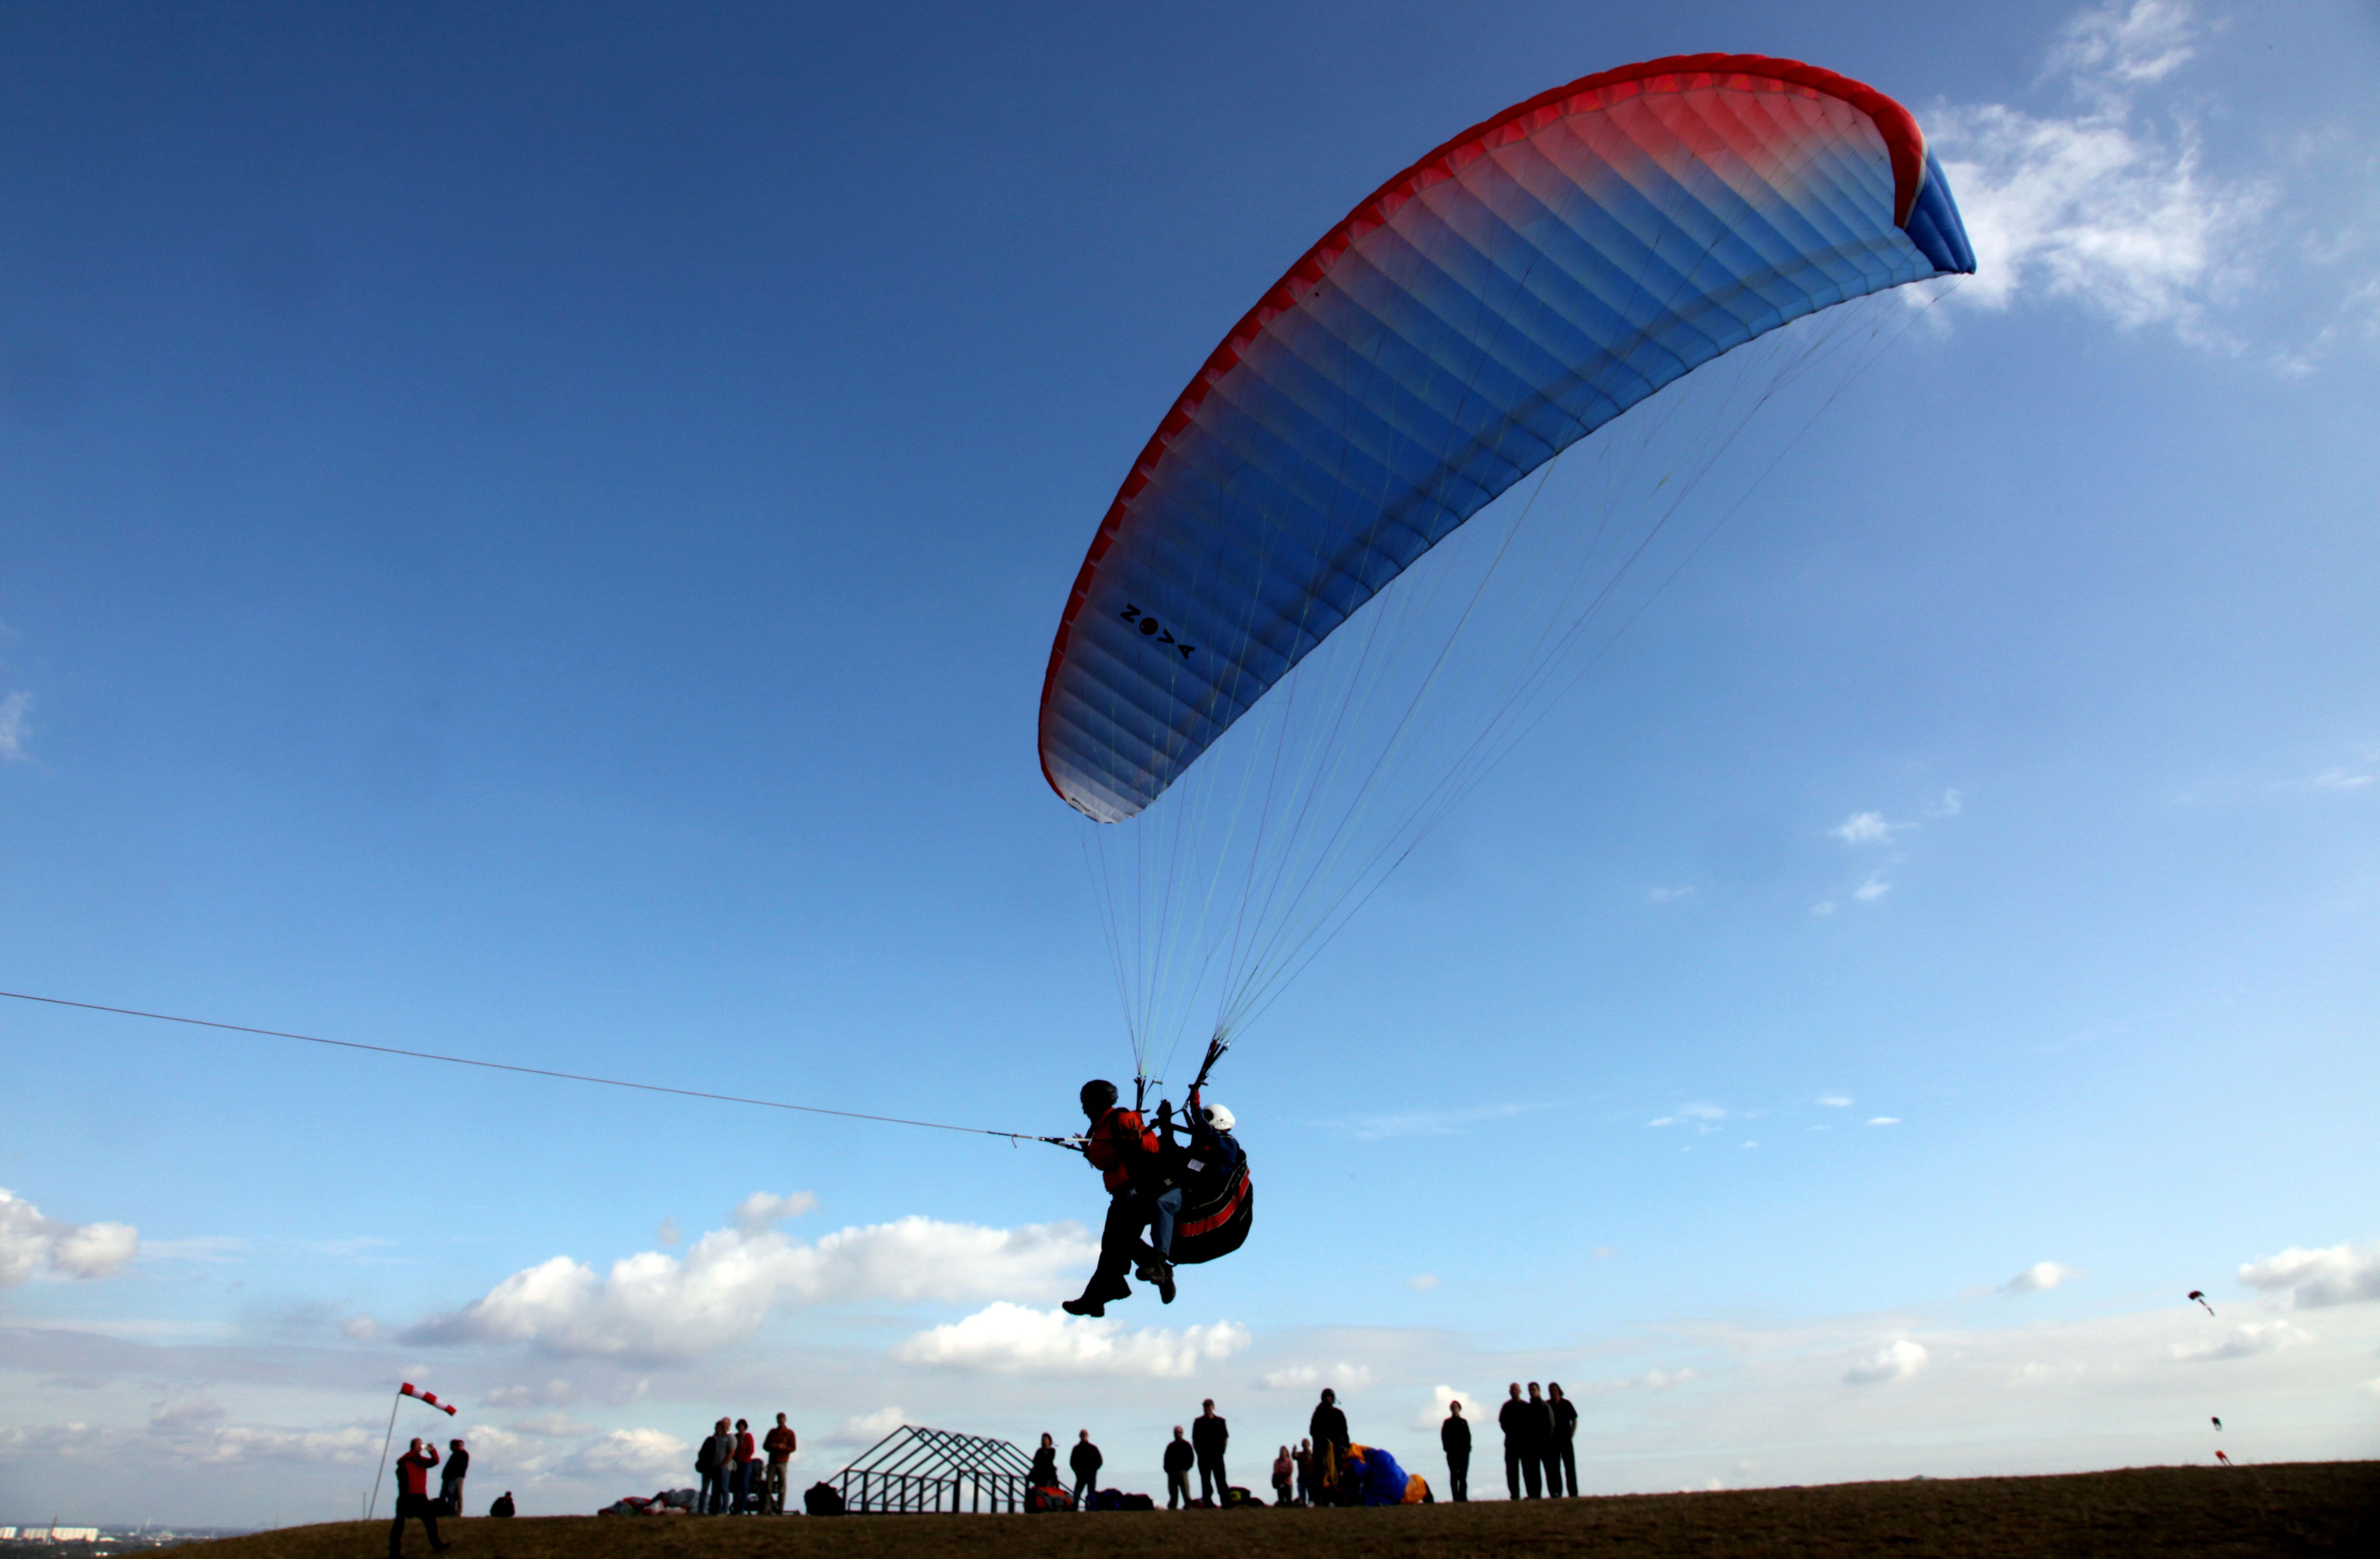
<box><xmin>732</xmin><ymin>1417</ymin><xmax>757</xmax><ymax>1513</ymax></box>
<box><xmin>1527</xmin><ymin>1384</ymin><xmax>1558</xmax><ymax>1498</ymax></box>
<box><xmin>1499</xmin><ymin>1383</ymin><xmax>1542</xmax><ymax>1499</ymax></box>
<box><xmin>763</xmin><ymin>1414</ymin><xmax>797</xmax><ymax>1514</ymax></box>
<box><xmin>1070</xmin><ymin>1430</ymin><xmax>1102</xmax><ymax>1509</ymax></box>
<box><xmin>1547</xmin><ymin>1382</ymin><xmax>1578</xmax><ymax>1497</ymax></box>
<box><xmin>698</xmin><ymin>1417</ymin><xmax>734</xmax><ymax>1514</ymax></box>
<box><xmin>1193</xmin><ymin>1398</ymin><xmax>1230</xmax><ymax>1502</ymax></box>
<box><xmin>439</xmin><ymin>1439</ymin><xmax>468</xmax><ymax>1517</ymax></box>
<box><xmin>1293</xmin><ymin>1439</ymin><xmax>1315</xmax><ymax>1506</ymax></box>
<box><xmin>1272</xmin><ymin>1445</ymin><xmax>1295</xmax><ymax>1507</ymax></box>
<box><xmin>388</xmin><ymin>1437</ymin><xmax>447</xmax><ymax>1558</ymax></box>
<box><xmin>1309</xmin><ymin>1389</ymin><xmax>1351</xmax><ymax>1503</ymax></box>
<box><xmin>1440</xmin><ymin>1400</ymin><xmax>1472</xmax><ymax>1502</ymax></box>
<box><xmin>488</xmin><ymin>1492</ymin><xmax>514</xmax><ymax>1519</ymax></box>
<box><xmin>1030</xmin><ymin>1432</ymin><xmax>1059</xmax><ymax>1490</ymax></box>
<box><xmin>1163</xmin><ymin>1427</ymin><xmax>1195</xmax><ymax>1509</ymax></box>
<box><xmin>1064</xmin><ymin>1080</ymin><xmax>1176</xmax><ymax>1314</ymax></box>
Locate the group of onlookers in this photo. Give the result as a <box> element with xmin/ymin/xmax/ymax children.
<box><xmin>387</xmin><ymin>1437</ymin><xmax>484</xmax><ymax>1557</ymax></box>
<box><xmin>695</xmin><ymin>1412</ymin><xmax>799</xmax><ymax>1514</ymax></box>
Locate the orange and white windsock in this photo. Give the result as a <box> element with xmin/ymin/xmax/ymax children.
<box><xmin>400</xmin><ymin>1382</ymin><xmax>458</xmax><ymax>1416</ymax></box>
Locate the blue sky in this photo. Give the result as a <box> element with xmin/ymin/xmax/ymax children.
<box><xmin>3</xmin><ymin>0</ymin><xmax>2376</xmax><ymax>1526</ymax></box>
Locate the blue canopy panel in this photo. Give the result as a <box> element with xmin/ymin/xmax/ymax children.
<box><xmin>1040</xmin><ymin>55</ymin><xmax>1975</xmax><ymax>822</ymax></box>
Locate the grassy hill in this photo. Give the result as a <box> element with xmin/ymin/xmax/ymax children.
<box><xmin>190</xmin><ymin>1462</ymin><xmax>2374</xmax><ymax>1559</ymax></box>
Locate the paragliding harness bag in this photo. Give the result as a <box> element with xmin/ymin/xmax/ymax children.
<box><xmin>1144</xmin><ymin>1040</ymin><xmax>1252</xmax><ymax>1265</ymax></box>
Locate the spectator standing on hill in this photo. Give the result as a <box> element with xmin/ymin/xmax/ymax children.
<box><xmin>1162</xmin><ymin>1427</ymin><xmax>1195</xmax><ymax>1509</ymax></box>
<box><xmin>731</xmin><ymin>1418</ymin><xmax>757</xmax><ymax>1513</ymax></box>
<box><xmin>1069</xmin><ymin>1430</ymin><xmax>1102</xmax><ymax>1510</ymax></box>
<box><xmin>1499</xmin><ymin>1384</ymin><xmax>1541</xmax><ymax>1499</ymax></box>
<box><xmin>388</xmin><ymin>1437</ymin><xmax>446</xmax><ymax>1559</ymax></box>
<box><xmin>1293</xmin><ymin>1439</ymin><xmax>1314</xmax><ymax>1506</ymax></box>
<box><xmin>1440</xmin><ymin>1400</ymin><xmax>1471</xmax><ymax>1502</ymax></box>
<box><xmin>1526</xmin><ymin>1384</ymin><xmax>1557</xmax><ymax>1498</ymax></box>
<box><xmin>1309</xmin><ymin>1388</ymin><xmax>1351</xmax><ymax>1502</ymax></box>
<box><xmin>1547</xmin><ymin>1382</ymin><xmax>1578</xmax><ymax>1497</ymax></box>
<box><xmin>439</xmin><ymin>1438</ymin><xmax>468</xmax><ymax>1517</ymax></box>
<box><xmin>1029</xmin><ymin>1432</ymin><xmax>1060</xmax><ymax>1491</ymax></box>
<box><xmin>1193</xmin><ymin>1398</ymin><xmax>1229</xmax><ymax>1502</ymax></box>
<box><xmin>1271</xmin><ymin>1445</ymin><xmax>1294</xmax><ymax>1507</ymax></box>
<box><xmin>763</xmin><ymin>1413</ymin><xmax>797</xmax><ymax>1514</ymax></box>
<box><xmin>697</xmin><ymin>1417</ymin><xmax>734</xmax><ymax>1514</ymax></box>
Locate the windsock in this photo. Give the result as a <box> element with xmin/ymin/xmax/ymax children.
<box><xmin>401</xmin><ymin>1382</ymin><xmax>458</xmax><ymax>1416</ymax></box>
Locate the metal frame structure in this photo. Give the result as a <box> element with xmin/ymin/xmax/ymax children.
<box><xmin>832</xmin><ymin>1425</ymin><xmax>1038</xmax><ymax>1514</ymax></box>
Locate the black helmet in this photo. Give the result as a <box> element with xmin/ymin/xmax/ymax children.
<box><xmin>1079</xmin><ymin>1079</ymin><xmax>1119</xmax><ymax>1113</ymax></box>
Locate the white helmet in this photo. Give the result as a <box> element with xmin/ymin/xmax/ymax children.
<box><xmin>1202</xmin><ymin>1102</ymin><xmax>1236</xmax><ymax>1133</ymax></box>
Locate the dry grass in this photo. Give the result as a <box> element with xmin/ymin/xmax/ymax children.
<box><xmin>192</xmin><ymin>1462</ymin><xmax>2375</xmax><ymax>1559</ymax></box>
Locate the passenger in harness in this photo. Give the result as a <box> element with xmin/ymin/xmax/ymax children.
<box><xmin>1062</xmin><ymin>1079</ymin><xmax>1177</xmax><ymax>1316</ymax></box>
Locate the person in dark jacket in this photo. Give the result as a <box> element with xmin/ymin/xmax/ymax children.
<box><xmin>698</xmin><ymin>1418</ymin><xmax>734</xmax><ymax>1514</ymax></box>
<box><xmin>488</xmin><ymin>1492</ymin><xmax>514</xmax><ymax>1518</ymax></box>
<box><xmin>1162</xmin><ymin>1427</ymin><xmax>1195</xmax><ymax>1509</ymax></box>
<box><xmin>1192</xmin><ymin>1398</ymin><xmax>1229</xmax><ymax>1502</ymax></box>
<box><xmin>1063</xmin><ymin>1080</ymin><xmax>1176</xmax><ymax>1315</ymax></box>
<box><xmin>1309</xmin><ymin>1388</ymin><xmax>1350</xmax><ymax>1503</ymax></box>
<box><xmin>1546</xmin><ymin>1382</ymin><xmax>1579</xmax><ymax>1497</ymax></box>
<box><xmin>1029</xmin><ymin>1432</ymin><xmax>1060</xmax><ymax>1490</ymax></box>
<box><xmin>1293</xmin><ymin>1439</ymin><xmax>1314</xmax><ymax>1506</ymax></box>
<box><xmin>1526</xmin><ymin>1383</ymin><xmax>1558</xmax><ymax>1497</ymax></box>
<box><xmin>439</xmin><ymin>1439</ymin><xmax>468</xmax><ymax>1517</ymax></box>
<box><xmin>1068</xmin><ymin>1430</ymin><xmax>1103</xmax><ymax>1509</ymax></box>
<box><xmin>388</xmin><ymin>1437</ymin><xmax>447</xmax><ymax>1558</ymax></box>
<box><xmin>1498</xmin><ymin>1383</ymin><xmax>1542</xmax><ymax>1499</ymax></box>
<box><xmin>1439</xmin><ymin>1399</ymin><xmax>1471</xmax><ymax>1502</ymax></box>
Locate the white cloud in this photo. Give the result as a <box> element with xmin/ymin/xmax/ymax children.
<box><xmin>1407</xmin><ymin>1274</ymin><xmax>1440</xmax><ymax>1292</ymax></box>
<box><xmin>1646</xmin><ymin>885</ymin><xmax>1696</xmax><ymax>904</ymax></box>
<box><xmin>1844</xmin><ymin>1338</ymin><xmax>1928</xmax><ymax>1385</ymax></box>
<box><xmin>829</xmin><ymin>1407</ymin><xmax>907</xmax><ymax>1447</ymax></box>
<box><xmin>1817</xmin><ymin>1096</ymin><xmax>1853</xmax><ymax>1108</ymax></box>
<box><xmin>1260</xmin><ymin>1361</ymin><xmax>1373</xmax><ymax>1393</ymax></box>
<box><xmin>414</xmin><ymin>1215</ymin><xmax>1095</xmax><ymax>1359</ymax></box>
<box><xmin>148</xmin><ymin>1397</ymin><xmax>226</xmax><ymax>1430</ymax></box>
<box><xmin>0</xmin><ymin>691</ymin><xmax>28</xmax><ymax>762</ymax></box>
<box><xmin>731</xmin><ymin>1192</ymin><xmax>817</xmax><ymax>1233</ymax></box>
<box><xmin>509</xmin><ymin>1413</ymin><xmax>598</xmax><ymax>1439</ymax></box>
<box><xmin>2306</xmin><ymin>766</ymin><xmax>2373</xmax><ymax>792</ymax></box>
<box><xmin>159</xmin><ymin>1424</ymin><xmax>381</xmax><ymax>1467</ymax></box>
<box><xmin>1832</xmin><ymin>812</ymin><xmax>1905</xmax><ymax>845</ymax></box>
<box><xmin>892</xmin><ymin>1302</ymin><xmax>1248</xmax><ymax>1378</ymax></box>
<box><xmin>1928</xmin><ymin>790</ymin><xmax>1966</xmax><ymax>818</ymax></box>
<box><xmin>2169</xmin><ymin>1319</ymin><xmax>2311</xmax><ymax>1362</ymax></box>
<box><xmin>1868</xmin><ymin>1117</ymin><xmax>1901</xmax><ymax>1127</ymax></box>
<box><xmin>1810</xmin><ymin>900</ymin><xmax>1836</xmax><ymax>917</ymax></box>
<box><xmin>483</xmin><ymin>1381</ymin><xmax>576</xmax><ymax>1409</ymax></box>
<box><xmin>1933</xmin><ymin>1</ymin><xmax>2268</xmax><ymax>342</ymax></box>
<box><xmin>1853</xmin><ymin>877</ymin><xmax>1893</xmax><ymax>903</ymax></box>
<box><xmin>655</xmin><ymin>1219</ymin><xmax>681</xmax><ymax>1248</ymax></box>
<box><xmin>0</xmin><ymin>1189</ymin><xmax>139</xmax><ymax>1286</ymax></box>
<box><xmin>1640</xmin><ymin>1368</ymin><xmax>1698</xmax><ymax>1389</ymax></box>
<box><xmin>560</xmin><ymin>1428</ymin><xmax>689</xmax><ymax>1485</ymax></box>
<box><xmin>1327</xmin><ymin>1100</ymin><xmax>1555</xmax><ymax>1141</ymax></box>
<box><xmin>2005</xmin><ymin>1262</ymin><xmax>2080</xmax><ymax>1294</ymax></box>
<box><xmin>2238</xmin><ymin>1240</ymin><xmax>2380</xmax><ymax>1308</ymax></box>
<box><xmin>1414</xmin><ymin>1385</ymin><xmax>1482</xmax><ymax>1429</ymax></box>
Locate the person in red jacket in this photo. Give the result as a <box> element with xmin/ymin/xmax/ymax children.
<box><xmin>1062</xmin><ymin>1079</ymin><xmax>1175</xmax><ymax>1316</ymax></box>
<box><xmin>389</xmin><ymin>1437</ymin><xmax>449</xmax><ymax>1557</ymax></box>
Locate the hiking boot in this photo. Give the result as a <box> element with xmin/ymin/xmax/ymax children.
<box><xmin>1155</xmin><ymin>1264</ymin><xmax>1177</xmax><ymax>1304</ymax></box>
<box><xmin>1061</xmin><ymin>1295</ymin><xmax>1105</xmax><ymax>1318</ymax></box>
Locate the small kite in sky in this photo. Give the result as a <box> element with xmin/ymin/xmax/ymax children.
<box><xmin>2211</xmin><ymin>1416</ymin><xmax>2222</xmax><ymax>1431</ymax></box>
<box><xmin>2188</xmin><ymin>1290</ymin><xmax>2216</xmax><ymax>1316</ymax></box>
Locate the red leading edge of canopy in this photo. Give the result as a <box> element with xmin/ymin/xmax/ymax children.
<box><xmin>1036</xmin><ymin>53</ymin><xmax>1932</xmax><ymax>808</ymax></box>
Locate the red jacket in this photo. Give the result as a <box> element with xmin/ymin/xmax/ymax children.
<box><xmin>395</xmin><ymin>1445</ymin><xmax>439</xmax><ymax>1498</ymax></box>
<box><xmin>1084</xmin><ymin>1106</ymin><xmax>1158</xmax><ymax>1194</ymax></box>
<box><xmin>734</xmin><ymin>1430</ymin><xmax>755</xmax><ymax>1465</ymax></box>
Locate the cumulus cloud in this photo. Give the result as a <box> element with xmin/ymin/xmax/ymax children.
<box><xmin>2005</xmin><ymin>1261</ymin><xmax>2080</xmax><ymax>1294</ymax></box>
<box><xmin>1413</xmin><ymin>1385</ymin><xmax>1482</xmax><ymax>1429</ymax></box>
<box><xmin>560</xmin><ymin>1428</ymin><xmax>689</xmax><ymax>1483</ymax></box>
<box><xmin>1844</xmin><ymin>1338</ymin><xmax>1929</xmax><ymax>1385</ymax></box>
<box><xmin>2238</xmin><ymin>1240</ymin><xmax>2380</xmax><ymax>1308</ymax></box>
<box><xmin>1832</xmin><ymin>812</ymin><xmax>1907</xmax><ymax>845</ymax></box>
<box><xmin>892</xmin><ymin>1302</ymin><xmax>1248</xmax><ymax>1378</ymax></box>
<box><xmin>2169</xmin><ymin>1319</ymin><xmax>2311</xmax><ymax>1362</ymax></box>
<box><xmin>413</xmin><ymin>1215</ymin><xmax>1095</xmax><ymax>1359</ymax></box>
<box><xmin>731</xmin><ymin>1192</ymin><xmax>817</xmax><ymax>1233</ymax></box>
<box><xmin>1933</xmin><ymin>1</ymin><xmax>2268</xmax><ymax>342</ymax></box>
<box><xmin>483</xmin><ymin>1381</ymin><xmax>576</xmax><ymax>1409</ymax></box>
<box><xmin>1261</xmin><ymin>1361</ymin><xmax>1373</xmax><ymax>1392</ymax></box>
<box><xmin>829</xmin><ymin>1407</ymin><xmax>906</xmax><ymax>1446</ymax></box>
<box><xmin>1853</xmin><ymin>877</ymin><xmax>1893</xmax><ymax>903</ymax></box>
<box><xmin>1407</xmin><ymin>1274</ymin><xmax>1440</xmax><ymax>1292</ymax></box>
<box><xmin>0</xmin><ymin>1189</ymin><xmax>139</xmax><ymax>1286</ymax></box>
<box><xmin>1817</xmin><ymin>1096</ymin><xmax>1853</xmax><ymax>1108</ymax></box>
<box><xmin>0</xmin><ymin>691</ymin><xmax>28</xmax><ymax>762</ymax></box>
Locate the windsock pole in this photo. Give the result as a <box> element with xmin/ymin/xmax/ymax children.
<box><xmin>367</xmin><ymin>1390</ymin><xmax>403</xmax><ymax>1523</ymax></box>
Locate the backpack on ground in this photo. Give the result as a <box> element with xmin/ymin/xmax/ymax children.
<box><xmin>1025</xmin><ymin>1484</ymin><xmax>1075</xmax><ymax>1513</ymax></box>
<box><xmin>1222</xmin><ymin>1485</ymin><xmax>1261</xmax><ymax>1508</ymax></box>
<box><xmin>804</xmin><ymin>1481</ymin><xmax>845</xmax><ymax>1516</ymax></box>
